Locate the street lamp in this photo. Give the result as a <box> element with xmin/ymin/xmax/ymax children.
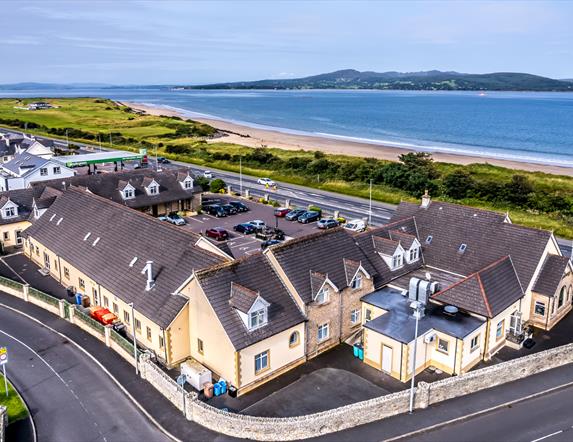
<box><xmin>128</xmin><ymin>302</ymin><xmax>138</xmax><ymax>375</ymax></box>
<box><xmin>409</xmin><ymin>300</ymin><xmax>424</xmax><ymax>413</ymax></box>
<box><xmin>368</xmin><ymin>179</ymin><xmax>373</xmax><ymax>226</ymax></box>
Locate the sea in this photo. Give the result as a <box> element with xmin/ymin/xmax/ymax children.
<box><xmin>1</xmin><ymin>87</ymin><xmax>572</xmax><ymax>167</ymax></box>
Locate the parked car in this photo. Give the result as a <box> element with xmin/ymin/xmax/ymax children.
<box><xmin>234</xmin><ymin>223</ymin><xmax>256</xmax><ymax>234</ymax></box>
<box><xmin>344</xmin><ymin>219</ymin><xmax>366</xmax><ymax>232</ymax></box>
<box><xmin>274</xmin><ymin>207</ymin><xmax>291</xmax><ymax>217</ymax></box>
<box><xmin>161</xmin><ymin>212</ymin><xmax>186</xmax><ymax>226</ymax></box>
<box><xmin>261</xmin><ymin>239</ymin><xmax>281</xmax><ymax>250</ymax></box>
<box><xmin>298</xmin><ymin>211</ymin><xmax>320</xmax><ymax>224</ymax></box>
<box><xmin>229</xmin><ymin>201</ymin><xmax>249</xmax><ymax>212</ymax></box>
<box><xmin>257</xmin><ymin>177</ymin><xmax>275</xmax><ymax>186</ymax></box>
<box><xmin>203</xmin><ymin>170</ymin><xmax>213</xmax><ymax>179</ymax></box>
<box><xmin>205</xmin><ymin>227</ymin><xmax>229</xmax><ymax>241</ymax></box>
<box><xmin>248</xmin><ymin>220</ymin><xmax>266</xmax><ymax>231</ymax></box>
<box><xmin>285</xmin><ymin>208</ymin><xmax>306</xmax><ymax>221</ymax></box>
<box><xmin>221</xmin><ymin>204</ymin><xmax>238</xmax><ymax>215</ymax></box>
<box><xmin>317</xmin><ymin>219</ymin><xmax>339</xmax><ymax>229</ymax></box>
<box><xmin>157</xmin><ymin>157</ymin><xmax>170</xmax><ymax>164</ymax></box>
<box><xmin>205</xmin><ymin>205</ymin><xmax>227</xmax><ymax>217</ymax></box>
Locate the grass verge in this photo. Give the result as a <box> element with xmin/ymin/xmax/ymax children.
<box><xmin>0</xmin><ymin>374</ymin><xmax>29</xmax><ymax>423</ymax></box>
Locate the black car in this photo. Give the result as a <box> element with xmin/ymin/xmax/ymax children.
<box><xmin>221</xmin><ymin>204</ymin><xmax>238</xmax><ymax>215</ymax></box>
<box><xmin>298</xmin><ymin>211</ymin><xmax>320</xmax><ymax>224</ymax></box>
<box><xmin>157</xmin><ymin>157</ymin><xmax>170</xmax><ymax>164</ymax></box>
<box><xmin>229</xmin><ymin>201</ymin><xmax>249</xmax><ymax>212</ymax></box>
<box><xmin>205</xmin><ymin>204</ymin><xmax>227</xmax><ymax>217</ymax></box>
<box><xmin>234</xmin><ymin>223</ymin><xmax>256</xmax><ymax>234</ymax></box>
<box><xmin>285</xmin><ymin>208</ymin><xmax>306</xmax><ymax>221</ymax></box>
<box><xmin>261</xmin><ymin>239</ymin><xmax>281</xmax><ymax>250</ymax></box>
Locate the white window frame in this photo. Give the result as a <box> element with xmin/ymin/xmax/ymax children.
<box><xmin>4</xmin><ymin>207</ymin><xmax>16</xmax><ymax>218</ymax></box>
<box><xmin>249</xmin><ymin>308</ymin><xmax>267</xmax><ymax>329</ymax></box>
<box><xmin>351</xmin><ymin>309</ymin><xmax>360</xmax><ymax>324</ymax></box>
<box><xmin>40</xmin><ymin>167</ymin><xmax>48</xmax><ymax>176</ymax></box>
<box><xmin>534</xmin><ymin>301</ymin><xmax>546</xmax><ymax>316</ymax></box>
<box><xmin>496</xmin><ymin>320</ymin><xmax>504</xmax><ymax>340</ymax></box>
<box><xmin>365</xmin><ymin>308</ymin><xmax>372</xmax><ymax>322</ymax></box>
<box><xmin>437</xmin><ymin>338</ymin><xmax>449</xmax><ymax>354</ymax></box>
<box><xmin>254</xmin><ymin>350</ymin><xmax>269</xmax><ymax>374</ymax></box>
<box><xmin>316</xmin><ymin>286</ymin><xmax>329</xmax><ymax>304</ymax></box>
<box><xmin>392</xmin><ymin>253</ymin><xmax>403</xmax><ymax>269</ymax></box>
<box><xmin>409</xmin><ymin>247</ymin><xmax>420</xmax><ymax>262</ymax></box>
<box><xmin>351</xmin><ymin>273</ymin><xmax>363</xmax><ymax>290</ymax></box>
<box><xmin>184</xmin><ymin>179</ymin><xmax>192</xmax><ymax>189</ymax></box>
<box><xmin>53</xmin><ymin>166</ymin><xmax>61</xmax><ymax>175</ymax></box>
<box><xmin>317</xmin><ymin>323</ymin><xmax>329</xmax><ymax>342</ymax></box>
<box><xmin>148</xmin><ymin>184</ymin><xmax>158</xmax><ymax>195</ymax></box>
<box><xmin>470</xmin><ymin>335</ymin><xmax>480</xmax><ymax>352</ymax></box>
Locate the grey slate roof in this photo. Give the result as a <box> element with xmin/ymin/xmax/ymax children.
<box><xmin>432</xmin><ymin>256</ymin><xmax>524</xmax><ymax>318</ymax></box>
<box><xmin>32</xmin><ymin>168</ymin><xmax>201</xmax><ymax>210</ymax></box>
<box><xmin>372</xmin><ymin>236</ymin><xmax>400</xmax><ymax>256</ymax></box>
<box><xmin>388</xmin><ymin>229</ymin><xmax>416</xmax><ymax>249</ymax></box>
<box><xmin>1</xmin><ymin>153</ymin><xmax>49</xmax><ymax>177</ymax></box>
<box><xmin>0</xmin><ymin>188</ymin><xmax>35</xmax><ymax>225</ymax></box>
<box><xmin>24</xmin><ymin>187</ymin><xmax>225</xmax><ymax>328</ymax></box>
<box><xmin>196</xmin><ymin>254</ymin><xmax>306</xmax><ymax>351</ymax></box>
<box><xmin>392</xmin><ymin>201</ymin><xmax>551</xmax><ymax>290</ymax></box>
<box><xmin>533</xmin><ymin>255</ymin><xmax>571</xmax><ymax>296</ymax></box>
<box><xmin>229</xmin><ymin>282</ymin><xmax>259</xmax><ymax>314</ymax></box>
<box><xmin>269</xmin><ymin>228</ymin><xmax>376</xmax><ymax>304</ymax></box>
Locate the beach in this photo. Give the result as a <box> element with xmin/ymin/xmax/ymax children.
<box><xmin>126</xmin><ymin>101</ymin><xmax>573</xmax><ymax>177</ymax></box>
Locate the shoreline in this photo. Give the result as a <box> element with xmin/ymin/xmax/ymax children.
<box><xmin>124</xmin><ymin>101</ymin><xmax>573</xmax><ymax>177</ymax></box>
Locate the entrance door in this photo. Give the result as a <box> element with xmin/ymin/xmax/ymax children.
<box><xmin>43</xmin><ymin>251</ymin><xmax>50</xmax><ymax>269</ymax></box>
<box><xmin>382</xmin><ymin>345</ymin><xmax>392</xmax><ymax>373</ymax></box>
<box><xmin>15</xmin><ymin>230</ymin><xmax>22</xmax><ymax>246</ymax></box>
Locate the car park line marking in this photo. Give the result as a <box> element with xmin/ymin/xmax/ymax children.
<box><xmin>531</xmin><ymin>431</ymin><xmax>563</xmax><ymax>442</ymax></box>
<box><xmin>186</xmin><ymin>217</ymin><xmax>204</xmax><ymax>223</ymax></box>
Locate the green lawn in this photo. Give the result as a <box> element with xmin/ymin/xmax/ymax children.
<box><xmin>0</xmin><ymin>374</ymin><xmax>29</xmax><ymax>423</ymax></box>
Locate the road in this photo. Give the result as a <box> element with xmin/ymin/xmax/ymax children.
<box><xmin>406</xmin><ymin>384</ymin><xmax>573</xmax><ymax>442</ymax></box>
<box><xmin>0</xmin><ymin>303</ymin><xmax>170</xmax><ymax>442</ymax></box>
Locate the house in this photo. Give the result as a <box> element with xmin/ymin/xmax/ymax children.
<box><xmin>0</xmin><ymin>189</ymin><xmax>35</xmax><ymax>251</ymax></box>
<box><xmin>264</xmin><ymin>228</ymin><xmax>376</xmax><ymax>358</ymax></box>
<box><xmin>0</xmin><ymin>153</ymin><xmax>75</xmax><ymax>191</ymax></box>
<box><xmin>23</xmin><ymin>187</ymin><xmax>229</xmax><ymax>367</ymax></box>
<box><xmin>0</xmin><ymin>133</ymin><xmax>54</xmax><ymax>163</ymax></box>
<box><xmin>27</xmin><ymin>102</ymin><xmax>53</xmax><ymax>110</ymax></box>
<box><xmin>356</xmin><ymin>192</ymin><xmax>573</xmax><ymax>381</ymax></box>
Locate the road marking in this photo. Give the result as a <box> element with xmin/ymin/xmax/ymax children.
<box><xmin>186</xmin><ymin>217</ymin><xmax>204</xmax><ymax>223</ymax></box>
<box><xmin>531</xmin><ymin>431</ymin><xmax>564</xmax><ymax>442</ymax></box>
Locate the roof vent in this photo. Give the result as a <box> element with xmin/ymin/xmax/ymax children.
<box><xmin>141</xmin><ymin>261</ymin><xmax>155</xmax><ymax>291</ymax></box>
<box><xmin>56</xmin><ymin>217</ymin><xmax>63</xmax><ymax>226</ymax></box>
<box><xmin>92</xmin><ymin>237</ymin><xmax>100</xmax><ymax>246</ymax></box>
<box><xmin>83</xmin><ymin>232</ymin><xmax>91</xmax><ymax>241</ymax></box>
<box><xmin>49</xmin><ymin>214</ymin><xmax>56</xmax><ymax>222</ymax></box>
<box><xmin>129</xmin><ymin>257</ymin><xmax>138</xmax><ymax>267</ymax></box>
<box><xmin>443</xmin><ymin>305</ymin><xmax>458</xmax><ymax>317</ymax></box>
<box><xmin>458</xmin><ymin>243</ymin><xmax>467</xmax><ymax>254</ymax></box>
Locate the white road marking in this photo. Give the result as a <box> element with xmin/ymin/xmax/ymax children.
<box><xmin>186</xmin><ymin>217</ymin><xmax>204</xmax><ymax>223</ymax></box>
<box><xmin>531</xmin><ymin>431</ymin><xmax>563</xmax><ymax>442</ymax></box>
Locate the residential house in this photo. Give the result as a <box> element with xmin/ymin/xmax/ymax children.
<box><xmin>0</xmin><ymin>153</ymin><xmax>75</xmax><ymax>191</ymax></box>
<box><xmin>0</xmin><ymin>133</ymin><xmax>54</xmax><ymax>163</ymax></box>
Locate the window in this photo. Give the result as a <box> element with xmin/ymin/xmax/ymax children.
<box><xmin>249</xmin><ymin>308</ymin><xmax>266</xmax><ymax>329</ymax></box>
<box><xmin>437</xmin><ymin>338</ymin><xmax>449</xmax><ymax>354</ymax></box>
<box><xmin>103</xmin><ymin>296</ymin><xmax>109</xmax><ymax>308</ymax></box>
<box><xmin>534</xmin><ymin>301</ymin><xmax>546</xmax><ymax>316</ymax></box>
<box><xmin>425</xmin><ymin>235</ymin><xmax>433</xmax><ymax>244</ymax></box>
<box><xmin>184</xmin><ymin>179</ymin><xmax>192</xmax><ymax>189</ymax></box>
<box><xmin>40</xmin><ymin>167</ymin><xmax>48</xmax><ymax>176</ymax></box>
<box><xmin>159</xmin><ymin>335</ymin><xmax>164</xmax><ymax>349</ymax></box>
<box><xmin>365</xmin><ymin>308</ymin><xmax>372</xmax><ymax>322</ymax></box>
<box><xmin>496</xmin><ymin>320</ymin><xmax>505</xmax><ymax>340</ymax></box>
<box><xmin>197</xmin><ymin>338</ymin><xmax>204</xmax><ymax>354</ymax></box>
<box><xmin>15</xmin><ymin>230</ymin><xmax>22</xmax><ymax>245</ymax></box>
<box><xmin>78</xmin><ymin>278</ymin><xmax>85</xmax><ymax>290</ymax></box>
<box><xmin>135</xmin><ymin>318</ymin><xmax>141</xmax><ymax>332</ymax></box>
<box><xmin>316</xmin><ymin>286</ymin><xmax>329</xmax><ymax>304</ymax></box>
<box><xmin>148</xmin><ymin>185</ymin><xmax>158</xmax><ymax>195</ymax></box>
<box><xmin>409</xmin><ymin>247</ymin><xmax>420</xmax><ymax>262</ymax></box>
<box><xmin>470</xmin><ymin>335</ymin><xmax>480</xmax><ymax>351</ymax></box>
<box><xmin>351</xmin><ymin>309</ymin><xmax>360</xmax><ymax>324</ymax></box>
<box><xmin>112</xmin><ymin>302</ymin><xmax>119</xmax><ymax>314</ymax></box>
<box><xmin>124</xmin><ymin>310</ymin><xmax>130</xmax><ymax>324</ymax></box>
<box><xmin>392</xmin><ymin>254</ymin><xmax>403</xmax><ymax>269</ymax></box>
<box><xmin>458</xmin><ymin>243</ymin><xmax>467</xmax><ymax>253</ymax></box>
<box><xmin>35</xmin><ymin>246</ymin><xmax>39</xmax><ymax>256</ymax></box>
<box><xmin>92</xmin><ymin>287</ymin><xmax>99</xmax><ymax>305</ymax></box>
<box><xmin>254</xmin><ymin>350</ymin><xmax>269</xmax><ymax>374</ymax></box>
<box><xmin>289</xmin><ymin>331</ymin><xmax>300</xmax><ymax>348</ymax></box>
<box><xmin>63</xmin><ymin>267</ymin><xmax>69</xmax><ymax>279</ymax></box>
<box><xmin>4</xmin><ymin>207</ymin><xmax>15</xmax><ymax>218</ymax></box>
<box><xmin>569</xmin><ymin>286</ymin><xmax>572</xmax><ymax>301</ymax></box>
<box><xmin>146</xmin><ymin>327</ymin><xmax>152</xmax><ymax>342</ymax></box>
<box><xmin>558</xmin><ymin>287</ymin><xmax>565</xmax><ymax>308</ymax></box>
<box><xmin>53</xmin><ymin>166</ymin><xmax>61</xmax><ymax>175</ymax></box>
<box><xmin>318</xmin><ymin>323</ymin><xmax>329</xmax><ymax>342</ymax></box>
<box><xmin>351</xmin><ymin>273</ymin><xmax>363</xmax><ymax>290</ymax></box>
<box><xmin>2</xmin><ymin>232</ymin><xmax>8</xmax><ymax>240</ymax></box>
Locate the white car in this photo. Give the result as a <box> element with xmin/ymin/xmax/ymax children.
<box><xmin>248</xmin><ymin>220</ymin><xmax>266</xmax><ymax>231</ymax></box>
<box><xmin>203</xmin><ymin>170</ymin><xmax>213</xmax><ymax>179</ymax></box>
<box><xmin>344</xmin><ymin>219</ymin><xmax>366</xmax><ymax>232</ymax></box>
<box><xmin>257</xmin><ymin>178</ymin><xmax>275</xmax><ymax>186</ymax></box>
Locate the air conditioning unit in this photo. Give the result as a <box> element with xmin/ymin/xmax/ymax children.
<box><xmin>424</xmin><ymin>332</ymin><xmax>437</xmax><ymax>344</ymax></box>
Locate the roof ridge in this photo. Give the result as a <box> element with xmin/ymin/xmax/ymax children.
<box><xmin>358</xmin><ymin>216</ymin><xmax>415</xmax><ymax>237</ymax></box>
<box><xmin>476</xmin><ymin>273</ymin><xmax>493</xmax><ymax>317</ymax></box>
<box><xmin>271</xmin><ymin>226</ymin><xmax>346</xmax><ymax>251</ymax></box>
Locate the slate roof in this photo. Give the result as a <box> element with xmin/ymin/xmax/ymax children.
<box><xmin>391</xmin><ymin>201</ymin><xmax>551</xmax><ymax>290</ymax></box>
<box><xmin>533</xmin><ymin>255</ymin><xmax>572</xmax><ymax>296</ymax></box>
<box><xmin>1</xmin><ymin>153</ymin><xmax>50</xmax><ymax>177</ymax></box>
<box><xmin>229</xmin><ymin>282</ymin><xmax>260</xmax><ymax>314</ymax></box>
<box><xmin>0</xmin><ymin>188</ymin><xmax>35</xmax><ymax>225</ymax></box>
<box><xmin>196</xmin><ymin>254</ymin><xmax>306</xmax><ymax>351</ymax></box>
<box><xmin>432</xmin><ymin>256</ymin><xmax>524</xmax><ymax>318</ymax></box>
<box><xmin>388</xmin><ymin>229</ymin><xmax>416</xmax><ymax>249</ymax></box>
<box><xmin>372</xmin><ymin>236</ymin><xmax>400</xmax><ymax>256</ymax></box>
<box><xmin>31</xmin><ymin>168</ymin><xmax>201</xmax><ymax>210</ymax></box>
<box><xmin>269</xmin><ymin>228</ymin><xmax>376</xmax><ymax>304</ymax></box>
<box><xmin>24</xmin><ymin>187</ymin><xmax>226</xmax><ymax>327</ymax></box>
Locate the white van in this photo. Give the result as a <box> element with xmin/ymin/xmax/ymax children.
<box><xmin>344</xmin><ymin>219</ymin><xmax>366</xmax><ymax>233</ymax></box>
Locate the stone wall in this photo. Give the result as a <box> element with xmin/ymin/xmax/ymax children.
<box><xmin>0</xmin><ymin>405</ymin><xmax>6</xmax><ymax>442</ymax></box>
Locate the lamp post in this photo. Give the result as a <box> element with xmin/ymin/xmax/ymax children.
<box><xmin>239</xmin><ymin>157</ymin><xmax>243</xmax><ymax>195</ymax></box>
<box><xmin>409</xmin><ymin>301</ymin><xmax>423</xmax><ymax>413</ymax></box>
<box><xmin>368</xmin><ymin>179</ymin><xmax>373</xmax><ymax>226</ymax></box>
<box><xmin>128</xmin><ymin>302</ymin><xmax>138</xmax><ymax>375</ymax></box>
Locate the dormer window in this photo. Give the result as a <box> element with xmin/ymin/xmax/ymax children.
<box><xmin>123</xmin><ymin>188</ymin><xmax>134</xmax><ymax>199</ymax></box>
<box><xmin>392</xmin><ymin>253</ymin><xmax>403</xmax><ymax>269</ymax></box>
<box><xmin>183</xmin><ymin>178</ymin><xmax>193</xmax><ymax>189</ymax></box>
<box><xmin>409</xmin><ymin>246</ymin><xmax>420</xmax><ymax>262</ymax></box>
<box><xmin>316</xmin><ymin>286</ymin><xmax>329</xmax><ymax>304</ymax></box>
<box><xmin>249</xmin><ymin>308</ymin><xmax>267</xmax><ymax>329</ymax></box>
<box><xmin>351</xmin><ymin>273</ymin><xmax>363</xmax><ymax>290</ymax></box>
<box><xmin>4</xmin><ymin>206</ymin><xmax>16</xmax><ymax>218</ymax></box>
<box><xmin>148</xmin><ymin>184</ymin><xmax>159</xmax><ymax>195</ymax></box>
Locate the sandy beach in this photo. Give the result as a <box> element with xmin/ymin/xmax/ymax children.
<box><xmin>125</xmin><ymin>101</ymin><xmax>573</xmax><ymax>177</ymax></box>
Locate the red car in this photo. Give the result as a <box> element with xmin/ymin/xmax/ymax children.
<box><xmin>205</xmin><ymin>227</ymin><xmax>229</xmax><ymax>241</ymax></box>
<box><xmin>274</xmin><ymin>207</ymin><xmax>291</xmax><ymax>217</ymax></box>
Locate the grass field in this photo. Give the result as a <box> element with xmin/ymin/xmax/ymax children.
<box><xmin>0</xmin><ymin>374</ymin><xmax>29</xmax><ymax>423</ymax></box>
<box><xmin>1</xmin><ymin>97</ymin><xmax>572</xmax><ymax>237</ymax></box>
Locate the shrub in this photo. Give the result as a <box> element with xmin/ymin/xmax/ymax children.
<box><xmin>209</xmin><ymin>178</ymin><xmax>226</xmax><ymax>193</ymax></box>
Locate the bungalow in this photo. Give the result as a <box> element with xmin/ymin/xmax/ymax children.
<box><xmin>0</xmin><ymin>153</ymin><xmax>75</xmax><ymax>191</ymax></box>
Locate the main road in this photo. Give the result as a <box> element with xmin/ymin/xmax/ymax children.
<box><xmin>0</xmin><ymin>303</ymin><xmax>171</xmax><ymax>442</ymax></box>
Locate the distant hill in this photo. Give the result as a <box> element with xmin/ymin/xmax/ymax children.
<box><xmin>186</xmin><ymin>69</ymin><xmax>573</xmax><ymax>92</ymax></box>
<box><xmin>0</xmin><ymin>82</ymin><xmax>112</xmax><ymax>90</ymax></box>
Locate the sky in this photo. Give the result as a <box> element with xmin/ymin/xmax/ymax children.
<box><xmin>1</xmin><ymin>0</ymin><xmax>572</xmax><ymax>85</ymax></box>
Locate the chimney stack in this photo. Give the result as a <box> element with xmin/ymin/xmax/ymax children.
<box><xmin>421</xmin><ymin>189</ymin><xmax>431</xmax><ymax>209</ymax></box>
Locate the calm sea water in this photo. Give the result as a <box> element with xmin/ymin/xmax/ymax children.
<box><xmin>1</xmin><ymin>88</ymin><xmax>572</xmax><ymax>166</ymax></box>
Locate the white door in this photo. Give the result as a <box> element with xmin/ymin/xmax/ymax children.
<box><xmin>382</xmin><ymin>345</ymin><xmax>392</xmax><ymax>373</ymax></box>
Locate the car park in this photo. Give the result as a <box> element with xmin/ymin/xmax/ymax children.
<box><xmin>229</xmin><ymin>201</ymin><xmax>249</xmax><ymax>212</ymax></box>
<box><xmin>160</xmin><ymin>212</ymin><xmax>186</xmax><ymax>226</ymax></box>
<box><xmin>298</xmin><ymin>211</ymin><xmax>320</xmax><ymax>224</ymax></box>
<box><xmin>344</xmin><ymin>219</ymin><xmax>366</xmax><ymax>232</ymax></box>
<box><xmin>274</xmin><ymin>207</ymin><xmax>291</xmax><ymax>217</ymax></box>
<box><xmin>261</xmin><ymin>239</ymin><xmax>282</xmax><ymax>250</ymax></box>
<box><xmin>248</xmin><ymin>220</ymin><xmax>266</xmax><ymax>231</ymax></box>
<box><xmin>204</xmin><ymin>205</ymin><xmax>227</xmax><ymax>217</ymax></box>
<box><xmin>257</xmin><ymin>177</ymin><xmax>275</xmax><ymax>186</ymax></box>
<box><xmin>204</xmin><ymin>170</ymin><xmax>213</xmax><ymax>179</ymax></box>
<box><xmin>221</xmin><ymin>204</ymin><xmax>238</xmax><ymax>215</ymax></box>
<box><xmin>205</xmin><ymin>227</ymin><xmax>229</xmax><ymax>241</ymax></box>
<box><xmin>285</xmin><ymin>208</ymin><xmax>306</xmax><ymax>221</ymax></box>
<box><xmin>234</xmin><ymin>223</ymin><xmax>257</xmax><ymax>234</ymax></box>
<box><xmin>317</xmin><ymin>219</ymin><xmax>339</xmax><ymax>229</ymax></box>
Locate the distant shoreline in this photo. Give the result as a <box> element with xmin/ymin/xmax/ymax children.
<box><xmin>124</xmin><ymin>101</ymin><xmax>573</xmax><ymax>177</ymax></box>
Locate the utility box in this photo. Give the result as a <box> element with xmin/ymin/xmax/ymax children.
<box><xmin>180</xmin><ymin>360</ymin><xmax>212</xmax><ymax>391</ymax></box>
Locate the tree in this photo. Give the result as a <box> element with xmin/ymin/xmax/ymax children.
<box><xmin>442</xmin><ymin>169</ymin><xmax>475</xmax><ymax>199</ymax></box>
<box><xmin>209</xmin><ymin>178</ymin><xmax>226</xmax><ymax>193</ymax></box>
<box><xmin>503</xmin><ymin>175</ymin><xmax>533</xmax><ymax>206</ymax></box>
<box><xmin>194</xmin><ymin>176</ymin><xmax>210</xmax><ymax>191</ymax></box>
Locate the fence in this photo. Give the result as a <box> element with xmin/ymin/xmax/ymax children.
<box><xmin>28</xmin><ymin>287</ymin><xmax>59</xmax><ymax>307</ymax></box>
<box><xmin>74</xmin><ymin>307</ymin><xmax>105</xmax><ymax>333</ymax></box>
<box><xmin>0</xmin><ymin>276</ymin><xmax>24</xmax><ymax>298</ymax></box>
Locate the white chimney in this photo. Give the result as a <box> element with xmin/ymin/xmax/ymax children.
<box><xmin>421</xmin><ymin>189</ymin><xmax>431</xmax><ymax>209</ymax></box>
<box><xmin>141</xmin><ymin>260</ymin><xmax>155</xmax><ymax>291</ymax></box>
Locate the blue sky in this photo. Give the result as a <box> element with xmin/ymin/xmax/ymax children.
<box><xmin>1</xmin><ymin>0</ymin><xmax>572</xmax><ymax>84</ymax></box>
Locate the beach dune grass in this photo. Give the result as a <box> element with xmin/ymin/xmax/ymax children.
<box><xmin>0</xmin><ymin>374</ymin><xmax>29</xmax><ymax>423</ymax></box>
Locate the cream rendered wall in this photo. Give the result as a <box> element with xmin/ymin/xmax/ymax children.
<box><xmin>167</xmin><ymin>304</ymin><xmax>190</xmax><ymax>365</ymax></box>
<box><xmin>362</xmin><ymin>302</ymin><xmax>387</xmax><ymax>324</ymax></box>
<box><xmin>0</xmin><ymin>220</ymin><xmax>29</xmax><ymax>248</ymax></box>
<box><xmin>460</xmin><ymin>324</ymin><xmax>488</xmax><ymax>370</ymax></box>
<box><xmin>239</xmin><ymin>323</ymin><xmax>305</xmax><ymax>389</ymax></box>
<box><xmin>363</xmin><ymin>328</ymin><xmax>403</xmax><ymax>378</ymax></box>
<box><xmin>486</xmin><ymin>300</ymin><xmax>521</xmax><ymax>357</ymax></box>
<box><xmin>521</xmin><ymin>238</ymin><xmax>557</xmax><ymax>321</ymax></box>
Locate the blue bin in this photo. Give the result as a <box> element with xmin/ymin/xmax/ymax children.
<box><xmin>353</xmin><ymin>345</ymin><xmax>359</xmax><ymax>358</ymax></box>
<box><xmin>358</xmin><ymin>348</ymin><xmax>364</xmax><ymax>361</ymax></box>
<box><xmin>75</xmin><ymin>293</ymin><xmax>83</xmax><ymax>305</ymax></box>
<box><xmin>219</xmin><ymin>381</ymin><xmax>227</xmax><ymax>395</ymax></box>
<box><xmin>213</xmin><ymin>383</ymin><xmax>221</xmax><ymax>397</ymax></box>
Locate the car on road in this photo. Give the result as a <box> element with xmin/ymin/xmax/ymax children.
<box><xmin>248</xmin><ymin>220</ymin><xmax>266</xmax><ymax>231</ymax></box>
<box><xmin>257</xmin><ymin>177</ymin><xmax>275</xmax><ymax>186</ymax></box>
<box><xmin>160</xmin><ymin>212</ymin><xmax>186</xmax><ymax>226</ymax></box>
<box><xmin>285</xmin><ymin>208</ymin><xmax>306</xmax><ymax>221</ymax></box>
<box><xmin>317</xmin><ymin>219</ymin><xmax>339</xmax><ymax>229</ymax></box>
<box><xmin>157</xmin><ymin>157</ymin><xmax>170</xmax><ymax>164</ymax></box>
<box><xmin>203</xmin><ymin>170</ymin><xmax>213</xmax><ymax>179</ymax></box>
<box><xmin>261</xmin><ymin>239</ymin><xmax>281</xmax><ymax>250</ymax></box>
<box><xmin>298</xmin><ymin>211</ymin><xmax>320</xmax><ymax>224</ymax></box>
<box><xmin>344</xmin><ymin>219</ymin><xmax>367</xmax><ymax>232</ymax></box>
<box><xmin>274</xmin><ymin>207</ymin><xmax>291</xmax><ymax>217</ymax></box>
<box><xmin>204</xmin><ymin>205</ymin><xmax>227</xmax><ymax>217</ymax></box>
<box><xmin>234</xmin><ymin>223</ymin><xmax>257</xmax><ymax>234</ymax></box>
<box><xmin>205</xmin><ymin>227</ymin><xmax>229</xmax><ymax>241</ymax></box>
<box><xmin>229</xmin><ymin>201</ymin><xmax>249</xmax><ymax>212</ymax></box>
<box><xmin>221</xmin><ymin>204</ymin><xmax>238</xmax><ymax>215</ymax></box>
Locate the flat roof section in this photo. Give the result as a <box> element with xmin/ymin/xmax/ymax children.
<box><xmin>54</xmin><ymin>151</ymin><xmax>144</xmax><ymax>167</ymax></box>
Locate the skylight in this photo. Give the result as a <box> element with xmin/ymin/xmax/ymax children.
<box><xmin>458</xmin><ymin>243</ymin><xmax>467</xmax><ymax>253</ymax></box>
<box><xmin>425</xmin><ymin>235</ymin><xmax>433</xmax><ymax>244</ymax></box>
